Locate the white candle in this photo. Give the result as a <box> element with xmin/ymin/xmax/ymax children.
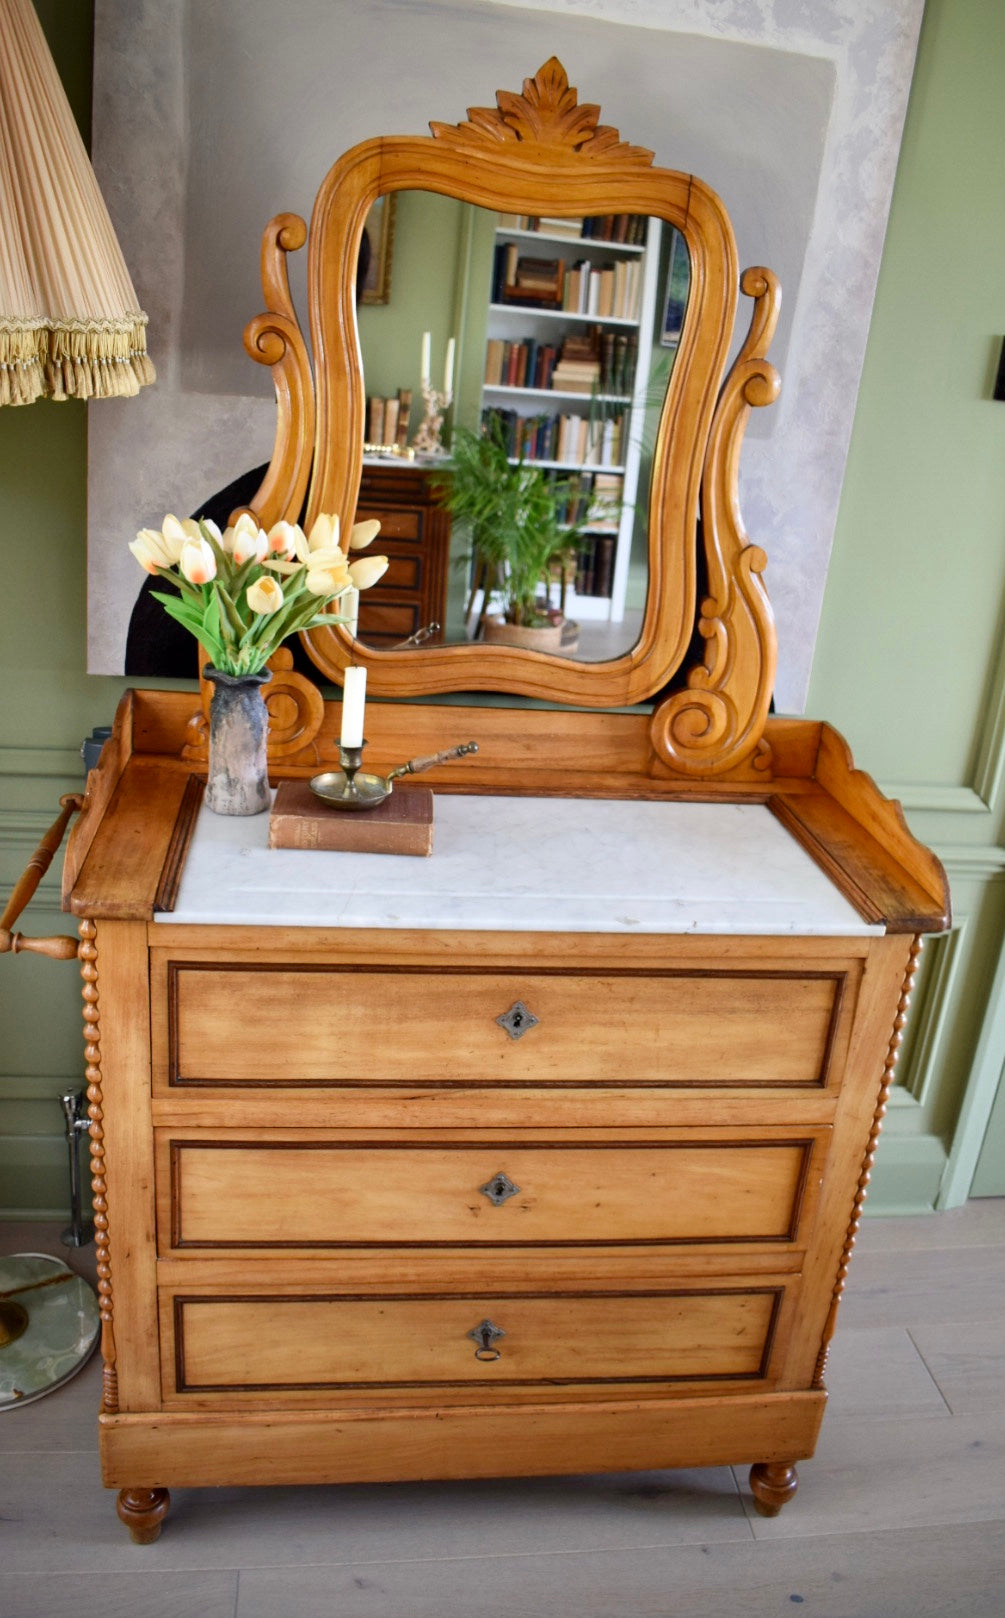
<box><xmin>343</xmin><ymin>585</ymin><xmax>360</xmax><ymax>640</ymax></box>
<box><xmin>420</xmin><ymin>330</ymin><xmax>431</xmax><ymax>388</ymax></box>
<box><xmin>443</xmin><ymin>336</ymin><xmax>455</xmax><ymax>396</ymax></box>
<box><xmin>340</xmin><ymin>665</ymin><xmax>367</xmax><ymax>748</ymax></box>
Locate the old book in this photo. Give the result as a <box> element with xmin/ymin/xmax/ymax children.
<box><xmin>563</xmin><ymin>265</ymin><xmax>582</xmax><ymax>312</ymax></box>
<box><xmin>269</xmin><ymin>779</ymin><xmax>433</xmax><ymax>856</ymax></box>
<box><xmin>537</xmin><ymin>215</ymin><xmax>583</xmax><ymax>238</ymax></box>
<box><xmin>484</xmin><ymin>338</ymin><xmax>505</xmax><ymax>386</ymax></box>
<box><xmin>592</xmin><ymin>533</ymin><xmax>616</xmax><ymax>597</ymax></box>
<box><xmin>383</xmin><ymin>396</ymin><xmax>399</xmax><ymax>445</ymax></box>
<box><xmin>395</xmin><ymin>388</ymin><xmax>412</xmax><ymax>446</ymax></box>
<box><xmin>514</xmin><ymin>255</ymin><xmax>562</xmax><ymax>285</ymax></box>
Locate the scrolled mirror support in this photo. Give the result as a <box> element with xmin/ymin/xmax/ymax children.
<box><xmin>649</xmin><ymin>266</ymin><xmax>781</xmax><ymax>778</ymax></box>
<box><xmin>239</xmin><ymin>212</ymin><xmax>315</xmax><ymax>533</ymax></box>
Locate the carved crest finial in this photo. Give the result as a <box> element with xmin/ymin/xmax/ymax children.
<box><xmin>431</xmin><ymin>57</ymin><xmax>654</xmax><ymax>165</ymax></box>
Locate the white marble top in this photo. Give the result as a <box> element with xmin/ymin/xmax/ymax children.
<box><xmin>156</xmin><ymin>794</ymin><xmax>883</xmax><ymax>936</ymax></box>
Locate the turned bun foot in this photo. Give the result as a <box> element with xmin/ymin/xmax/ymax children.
<box><xmin>749</xmin><ymin>1461</ymin><xmax>798</xmax><ymax>1517</ymax></box>
<box><xmin>116</xmin><ymin>1486</ymin><xmax>170</xmax><ymax>1543</ymax></box>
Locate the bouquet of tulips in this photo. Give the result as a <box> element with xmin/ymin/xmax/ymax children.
<box><xmin>129</xmin><ymin>511</ymin><xmax>388</xmax><ymax>676</ymax></box>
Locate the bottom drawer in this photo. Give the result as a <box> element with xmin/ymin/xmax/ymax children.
<box><xmin>166</xmin><ymin>1286</ymin><xmax>784</xmax><ymax>1394</ymax></box>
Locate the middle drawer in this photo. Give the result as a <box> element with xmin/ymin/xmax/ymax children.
<box><xmin>157</xmin><ymin>1133</ymin><xmax>826</xmax><ymax>1251</ymax></box>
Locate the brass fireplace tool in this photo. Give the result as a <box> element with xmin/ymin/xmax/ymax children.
<box><xmin>310</xmin><ymin>740</ymin><xmax>478</xmax><ymax>811</ymax></box>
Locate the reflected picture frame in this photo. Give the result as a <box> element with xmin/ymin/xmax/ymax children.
<box><xmin>359</xmin><ymin>193</ymin><xmax>396</xmax><ymax>305</ymax></box>
<box><xmin>660</xmin><ymin>227</ymin><xmax>689</xmax><ymax>347</ymax></box>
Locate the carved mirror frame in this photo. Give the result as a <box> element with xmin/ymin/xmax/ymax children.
<box><xmin>243</xmin><ymin>60</ymin><xmax>780</xmax><ymax>776</ymax></box>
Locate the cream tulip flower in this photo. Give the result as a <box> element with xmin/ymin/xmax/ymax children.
<box><xmin>221</xmin><ymin>512</ymin><xmax>261</xmax><ymax>557</ymax></box>
<box><xmin>348</xmin><ymin>554</ymin><xmax>390</xmax><ymax>591</ymax></box>
<box><xmin>163</xmin><ymin>514</ymin><xmax>203</xmax><ymax>554</ymax></box>
<box><xmin>306</xmin><ymin>512</ymin><xmax>340</xmax><ymax>553</ymax></box>
<box><xmin>348</xmin><ymin>518</ymin><xmax>381</xmax><ymax>551</ymax></box>
<box><xmin>232</xmin><ymin>523</ymin><xmax>269</xmax><ymax>566</ymax></box>
<box><xmin>306</xmin><ymin>552</ymin><xmax>352</xmax><ymax>597</ymax></box>
<box><xmin>129</xmin><ymin>527</ymin><xmax>177</xmax><ymax>573</ymax></box>
<box><xmin>266</xmin><ymin>520</ymin><xmax>302</xmax><ymax>560</ymax></box>
<box><xmin>246</xmin><ymin>576</ymin><xmax>285</xmax><ymax>615</ymax></box>
<box><xmin>263</xmin><ymin>521</ymin><xmax>318</xmax><ymax>575</ymax></box>
<box><xmin>303</xmin><ymin>545</ymin><xmax>347</xmax><ymax>570</ymax></box>
<box><xmin>179</xmin><ymin>536</ymin><xmax>217</xmax><ymax>585</ymax></box>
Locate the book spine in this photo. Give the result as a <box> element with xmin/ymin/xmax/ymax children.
<box><xmin>593</xmin><ymin>534</ymin><xmax>616</xmax><ymax>597</ymax></box>
<box><xmin>396</xmin><ymin>389</ymin><xmax>411</xmax><ymax>446</ymax></box>
<box><xmin>384</xmin><ymin>397</ymin><xmax>399</xmax><ymax>445</ymax></box>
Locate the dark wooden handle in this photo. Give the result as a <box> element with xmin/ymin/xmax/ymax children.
<box><xmin>0</xmin><ymin>793</ymin><xmax>83</xmax><ymax>961</ymax></box>
<box><xmin>392</xmin><ymin>741</ymin><xmax>479</xmax><ymax>780</ymax></box>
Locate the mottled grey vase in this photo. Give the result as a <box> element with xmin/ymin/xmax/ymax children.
<box><xmin>204</xmin><ymin>667</ymin><xmax>271</xmax><ymax>815</ymax></box>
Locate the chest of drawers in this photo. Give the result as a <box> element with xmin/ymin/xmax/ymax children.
<box><xmin>59</xmin><ymin>703</ymin><xmax>945</xmax><ymax>1542</ymax></box>
<box><xmin>352</xmin><ymin>461</ymin><xmax>451</xmax><ymax>648</ymax></box>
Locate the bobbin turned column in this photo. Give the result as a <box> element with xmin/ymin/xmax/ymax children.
<box><xmin>116</xmin><ymin>1487</ymin><xmax>170</xmax><ymax>1544</ymax></box>
<box><xmin>749</xmin><ymin>1462</ymin><xmax>798</xmax><ymax>1517</ymax></box>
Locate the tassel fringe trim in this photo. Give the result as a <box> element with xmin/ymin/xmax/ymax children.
<box><xmin>0</xmin><ymin>313</ymin><xmax>155</xmax><ymax>404</ymax></box>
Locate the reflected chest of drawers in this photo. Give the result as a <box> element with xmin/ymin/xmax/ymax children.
<box><xmin>352</xmin><ymin>461</ymin><xmax>451</xmax><ymax>648</ymax></box>
<box><xmin>66</xmin><ymin>772</ymin><xmax>934</xmax><ymax>1541</ymax></box>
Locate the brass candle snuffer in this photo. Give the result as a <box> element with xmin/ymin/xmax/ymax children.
<box><xmin>310</xmin><ymin>740</ymin><xmax>478</xmax><ymax>811</ymax></box>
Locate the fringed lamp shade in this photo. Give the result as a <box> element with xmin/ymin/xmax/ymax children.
<box><xmin>0</xmin><ymin>0</ymin><xmax>154</xmax><ymax>404</ymax></box>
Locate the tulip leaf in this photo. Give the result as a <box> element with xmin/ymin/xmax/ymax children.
<box><xmin>215</xmin><ymin>582</ymin><xmax>248</xmax><ymax>642</ymax></box>
<box><xmin>285</xmin><ymin>599</ymin><xmax>349</xmax><ymax>638</ymax></box>
<box><xmin>299</xmin><ymin>611</ymin><xmax>351</xmax><ymax>632</ymax></box>
<box><xmin>204</xmin><ymin>591</ymin><xmax>221</xmax><ymax>637</ymax></box>
<box><xmin>153</xmin><ymin>567</ymin><xmax>202</xmax><ymax>605</ymax></box>
<box><xmin>196</xmin><ymin>633</ymin><xmax>227</xmax><ymax>667</ymax></box>
<box><xmin>149</xmin><ymin>590</ymin><xmax>202</xmax><ymax>630</ymax></box>
<box><xmin>150</xmin><ymin>593</ymin><xmax>226</xmax><ymax>664</ymax></box>
<box><xmin>279</xmin><ymin>563</ymin><xmax>309</xmax><ymax>601</ymax></box>
<box><xmin>230</xmin><ymin>556</ymin><xmax>260</xmax><ymax>596</ymax></box>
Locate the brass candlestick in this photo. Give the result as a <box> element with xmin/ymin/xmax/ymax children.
<box><xmin>310</xmin><ymin>740</ymin><xmax>477</xmax><ymax>811</ymax></box>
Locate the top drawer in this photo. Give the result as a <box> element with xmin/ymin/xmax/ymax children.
<box><xmin>355</xmin><ymin>506</ymin><xmax>422</xmax><ymax>542</ymax></box>
<box><xmin>153</xmin><ymin>961</ymin><xmax>848</xmax><ymax>1091</ymax></box>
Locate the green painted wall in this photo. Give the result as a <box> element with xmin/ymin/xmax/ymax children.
<box><xmin>357</xmin><ymin>190</ymin><xmax>465</xmax><ymax>408</ymax></box>
<box><xmin>0</xmin><ymin>0</ymin><xmax>135</xmax><ymax>1216</ymax></box>
<box><xmin>3</xmin><ymin>0</ymin><xmax>1005</xmax><ymax>1217</ymax></box>
<box><xmin>807</xmin><ymin>0</ymin><xmax>1005</xmax><ymax>789</ymax></box>
<box><xmin>806</xmin><ymin>0</ymin><xmax>1005</xmax><ymax>1206</ymax></box>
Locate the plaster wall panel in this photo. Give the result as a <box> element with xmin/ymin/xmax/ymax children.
<box><xmin>88</xmin><ymin>0</ymin><xmax>924</xmax><ymax>709</ymax></box>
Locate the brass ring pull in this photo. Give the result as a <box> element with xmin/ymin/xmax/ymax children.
<box><xmin>467</xmin><ymin>1318</ymin><xmax>505</xmax><ymax>1361</ymax></box>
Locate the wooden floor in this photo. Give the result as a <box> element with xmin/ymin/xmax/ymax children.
<box><xmin>2</xmin><ymin>1201</ymin><xmax>1004</xmax><ymax>1618</ymax></box>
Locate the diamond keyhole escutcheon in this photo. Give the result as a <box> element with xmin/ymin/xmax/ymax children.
<box><xmin>496</xmin><ymin>1000</ymin><xmax>539</xmax><ymax>1040</ymax></box>
<box><xmin>480</xmin><ymin>1172</ymin><xmax>521</xmax><ymax>1205</ymax></box>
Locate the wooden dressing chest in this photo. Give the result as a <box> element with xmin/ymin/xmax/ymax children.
<box><xmin>6</xmin><ymin>60</ymin><xmax>950</xmax><ymax>1538</ymax></box>
<box><xmin>53</xmin><ymin>712</ymin><xmax>945</xmax><ymax>1542</ymax></box>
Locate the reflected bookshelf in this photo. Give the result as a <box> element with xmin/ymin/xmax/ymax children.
<box><xmin>479</xmin><ymin>213</ymin><xmax>661</xmax><ymax>624</ymax></box>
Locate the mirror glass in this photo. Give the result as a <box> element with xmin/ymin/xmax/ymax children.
<box><xmin>354</xmin><ymin>193</ymin><xmax>690</xmax><ymax>664</ymax></box>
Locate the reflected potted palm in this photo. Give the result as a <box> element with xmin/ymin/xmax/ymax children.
<box><xmin>437</xmin><ymin>421</ymin><xmax>578</xmax><ymax>651</ymax></box>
